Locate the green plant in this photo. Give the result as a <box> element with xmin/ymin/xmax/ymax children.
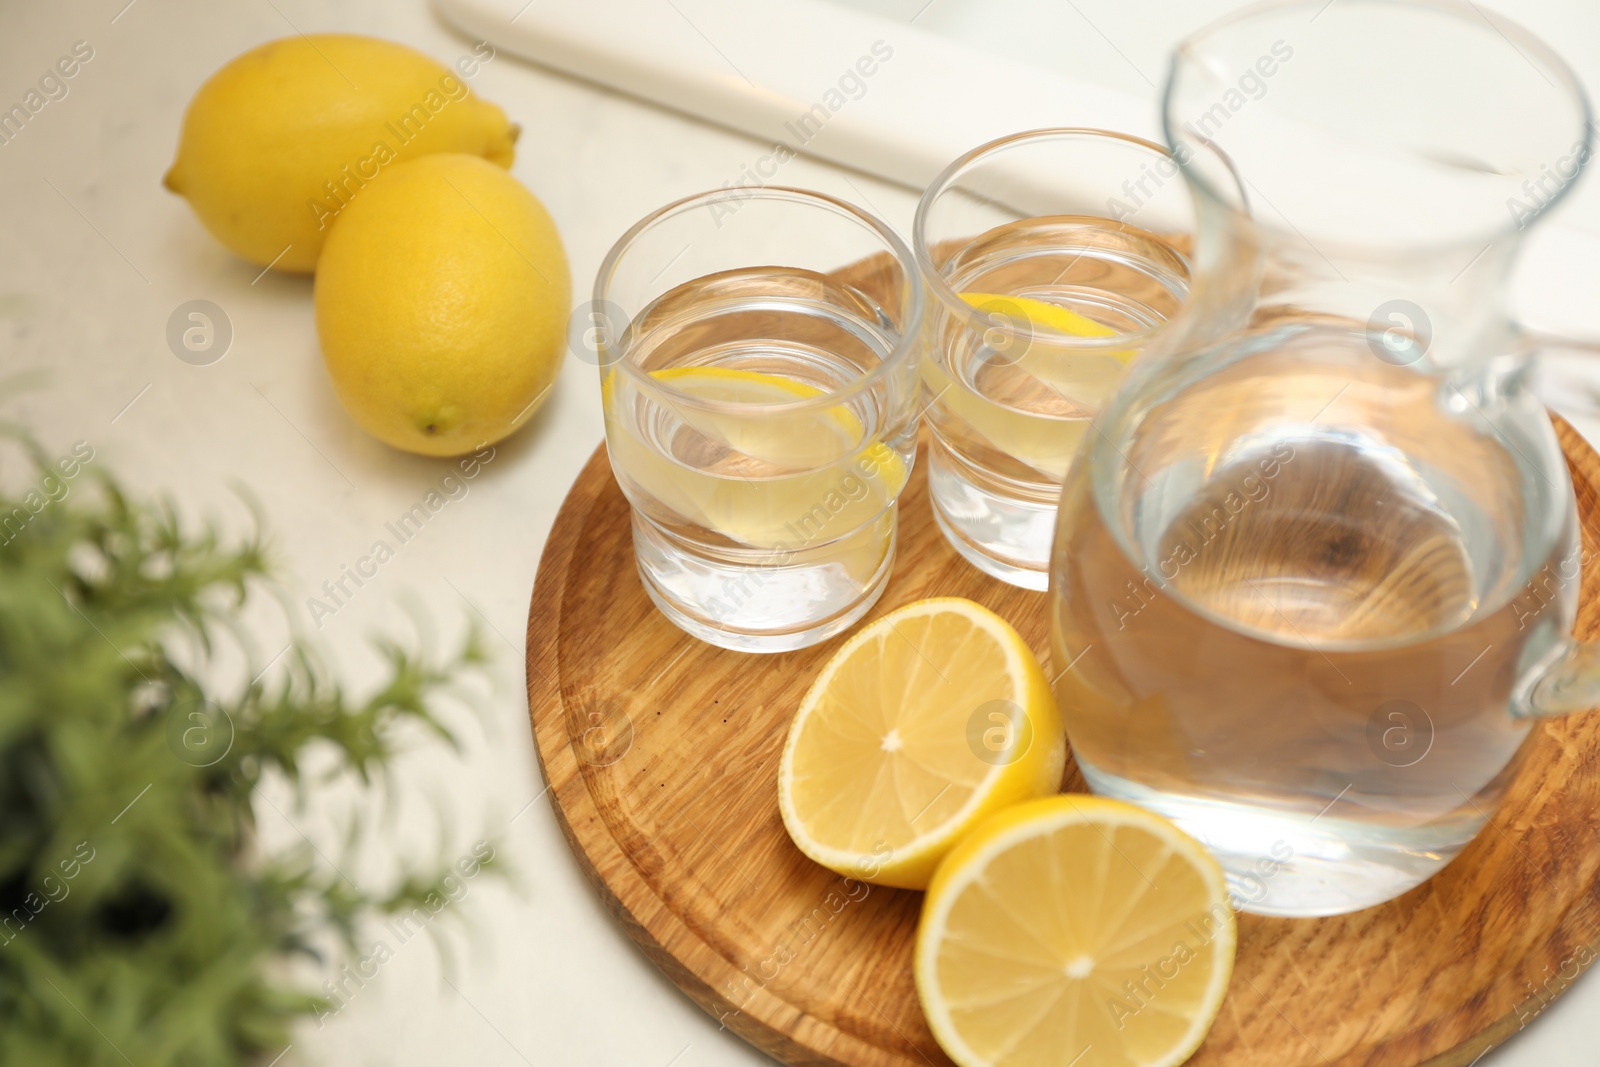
<box><xmin>0</xmin><ymin>435</ymin><xmax>490</xmax><ymax>1065</ymax></box>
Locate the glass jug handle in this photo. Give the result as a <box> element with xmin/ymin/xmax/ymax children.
<box><xmin>1521</xmin><ymin>333</ymin><xmax>1600</xmax><ymax>718</ymax></box>
<box><xmin>1527</xmin><ymin>644</ymin><xmax>1600</xmax><ymax>717</ymax></box>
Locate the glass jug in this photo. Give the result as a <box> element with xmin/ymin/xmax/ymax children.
<box><xmin>1049</xmin><ymin>0</ymin><xmax>1595</xmax><ymax>916</ymax></box>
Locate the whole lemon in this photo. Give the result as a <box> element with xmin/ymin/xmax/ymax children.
<box><xmin>313</xmin><ymin>154</ymin><xmax>570</xmax><ymax>456</ymax></box>
<box><xmin>164</xmin><ymin>34</ymin><xmax>517</xmax><ymax>272</ymax></box>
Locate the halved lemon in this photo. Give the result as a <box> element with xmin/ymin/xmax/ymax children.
<box><xmin>916</xmin><ymin>795</ymin><xmax>1236</xmax><ymax>1067</ymax></box>
<box><xmin>778</xmin><ymin>598</ymin><xmax>1065</xmax><ymax>890</ymax></box>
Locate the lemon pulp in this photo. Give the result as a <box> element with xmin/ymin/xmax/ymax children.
<box><xmin>917</xmin><ymin>795</ymin><xmax>1236</xmax><ymax>1067</ymax></box>
<box><xmin>778</xmin><ymin>597</ymin><xmax>1064</xmax><ymax>889</ymax></box>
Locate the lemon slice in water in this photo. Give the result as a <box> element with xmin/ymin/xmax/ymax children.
<box><xmin>961</xmin><ymin>292</ymin><xmax>1121</xmax><ymax>350</ymax></box>
<box><xmin>921</xmin><ymin>293</ymin><xmax>1136</xmax><ymax>480</ymax></box>
<box><xmin>605</xmin><ymin>366</ymin><xmax>907</xmax><ymax>549</ymax></box>
<box><xmin>649</xmin><ymin>366</ymin><xmax>867</xmax><ymax>468</ymax></box>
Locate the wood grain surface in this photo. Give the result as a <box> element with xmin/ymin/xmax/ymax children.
<box><xmin>524</xmin><ymin>417</ymin><xmax>1600</xmax><ymax>1067</ymax></box>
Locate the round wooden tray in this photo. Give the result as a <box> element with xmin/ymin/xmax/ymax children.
<box><xmin>524</xmin><ymin>416</ymin><xmax>1600</xmax><ymax>1067</ymax></box>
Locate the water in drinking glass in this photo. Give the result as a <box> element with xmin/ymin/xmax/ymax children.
<box><xmin>603</xmin><ymin>266</ymin><xmax>916</xmax><ymax>649</ymax></box>
<box><xmin>595</xmin><ymin>187</ymin><xmax>922</xmax><ymax>652</ymax></box>
<box><xmin>922</xmin><ymin>214</ymin><xmax>1187</xmax><ymax>587</ymax></box>
<box><xmin>915</xmin><ymin>129</ymin><xmax>1199</xmax><ymax>589</ymax></box>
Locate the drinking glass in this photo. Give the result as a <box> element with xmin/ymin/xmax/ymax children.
<box><xmin>1051</xmin><ymin>0</ymin><xmax>1594</xmax><ymax>916</ymax></box>
<box><xmin>594</xmin><ymin>188</ymin><xmax>923</xmax><ymax>653</ymax></box>
<box><xmin>914</xmin><ymin>129</ymin><xmax>1200</xmax><ymax>589</ymax></box>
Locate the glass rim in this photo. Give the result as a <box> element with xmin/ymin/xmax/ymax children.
<box><xmin>593</xmin><ymin>185</ymin><xmax>924</xmax><ymax>416</ymax></box>
<box><xmin>913</xmin><ymin>127</ymin><xmax>1187</xmax><ymax>352</ymax></box>
<box><xmin>1161</xmin><ymin>0</ymin><xmax>1597</xmax><ymax>254</ymax></box>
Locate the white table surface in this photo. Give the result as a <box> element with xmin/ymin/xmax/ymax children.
<box><xmin>5</xmin><ymin>1</ymin><xmax>1600</xmax><ymax>1064</ymax></box>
